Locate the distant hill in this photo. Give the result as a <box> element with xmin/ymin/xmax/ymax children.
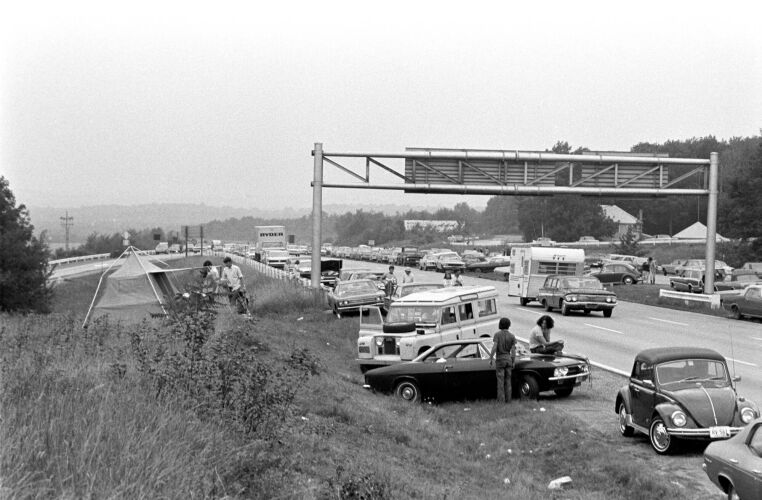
<box><xmin>29</xmin><ymin>203</ymin><xmax>451</xmax><ymax>243</ymax></box>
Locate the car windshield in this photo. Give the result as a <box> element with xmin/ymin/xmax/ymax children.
<box><xmin>386</xmin><ymin>305</ymin><xmax>440</xmax><ymax>324</ymax></box>
<box><xmin>655</xmin><ymin>359</ymin><xmax>729</xmax><ymax>387</ymax></box>
<box><xmin>334</xmin><ymin>281</ymin><xmax>378</xmax><ymax>296</ymax></box>
<box><xmin>438</xmin><ymin>253</ymin><xmax>460</xmax><ymax>260</ymax></box>
<box><xmin>562</xmin><ymin>277</ymin><xmax>603</xmax><ymax>289</ymax></box>
<box><xmin>398</xmin><ymin>284</ymin><xmax>442</xmax><ymax>297</ymax></box>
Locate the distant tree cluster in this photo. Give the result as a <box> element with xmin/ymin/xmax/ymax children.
<box><xmin>0</xmin><ymin>177</ymin><xmax>51</xmax><ymax>312</ymax></box>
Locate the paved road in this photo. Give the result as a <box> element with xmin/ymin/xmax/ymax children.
<box><xmin>345</xmin><ymin>260</ymin><xmax>762</xmax><ymax>406</ymax></box>
<box><xmin>50</xmin><ymin>253</ymin><xmax>191</xmax><ymax>281</ymax></box>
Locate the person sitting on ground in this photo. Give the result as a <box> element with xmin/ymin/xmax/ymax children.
<box><xmin>529</xmin><ymin>315</ymin><xmax>565</xmax><ymax>355</ymax></box>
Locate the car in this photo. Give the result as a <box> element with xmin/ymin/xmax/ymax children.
<box><xmin>587</xmin><ymin>262</ymin><xmax>641</xmax><ymax>285</ymax></box>
<box><xmin>466</xmin><ymin>255</ymin><xmax>510</xmax><ymax>273</ymax></box>
<box><xmin>676</xmin><ymin>259</ymin><xmax>733</xmax><ymax>277</ymax></box>
<box><xmin>363</xmin><ymin>338</ymin><xmax>591</xmax><ymax>402</ymax></box>
<box><xmin>493</xmin><ymin>265</ymin><xmax>511</xmax><ymax>280</ymax></box>
<box><xmin>661</xmin><ymin>259</ymin><xmax>687</xmax><ymax>276</ymax></box>
<box><xmin>263</xmin><ymin>249</ymin><xmax>290</xmax><ymax>269</ymax></box>
<box><xmin>395</xmin><ymin>248</ymin><xmax>422</xmax><ymax>267</ymax></box>
<box><xmin>155</xmin><ymin>242</ymin><xmax>169</xmax><ymax>254</ymax></box>
<box><xmin>703</xmin><ymin>416</ymin><xmax>762</xmax><ymax>500</ymax></box>
<box><xmin>577</xmin><ymin>236</ymin><xmax>599</xmax><ymax>243</ymax></box>
<box><xmin>537</xmin><ymin>275</ymin><xmax>617</xmax><ymax>317</ymax></box>
<box><xmin>418</xmin><ymin>252</ymin><xmax>441</xmax><ymax>271</ymax></box>
<box><xmin>605</xmin><ymin>253</ymin><xmax>648</xmax><ymax>268</ymax></box>
<box><xmin>382</xmin><ymin>282</ymin><xmax>444</xmax><ymax>312</ymax></box>
<box><xmin>670</xmin><ymin>268</ymin><xmax>724</xmax><ymax>293</ymax></box>
<box><xmin>292</xmin><ymin>258</ymin><xmax>343</xmax><ymax>288</ymax></box>
<box><xmin>615</xmin><ymin>347</ymin><xmax>759</xmax><ymax>455</ymax></box>
<box><xmin>338</xmin><ymin>268</ymin><xmax>386</xmax><ymax>290</ymax></box>
<box><xmin>327</xmin><ymin>279</ymin><xmax>385</xmax><ymax>317</ymax></box>
<box><xmin>723</xmin><ymin>284</ymin><xmax>762</xmax><ymax>321</ymax></box>
<box><xmin>531</xmin><ymin>237</ymin><xmax>556</xmax><ymax>247</ymax></box>
<box><xmin>434</xmin><ymin>252</ymin><xmax>466</xmax><ymax>273</ymax></box>
<box><xmin>715</xmin><ymin>271</ymin><xmax>762</xmax><ymax>292</ymax></box>
<box><xmin>168</xmin><ymin>244</ymin><xmax>182</xmax><ymax>253</ymax></box>
<box><xmin>741</xmin><ymin>262</ymin><xmax>762</xmax><ymax>272</ymax></box>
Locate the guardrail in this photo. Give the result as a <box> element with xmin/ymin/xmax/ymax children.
<box><xmin>49</xmin><ymin>253</ymin><xmax>112</xmax><ymax>266</ymax></box>
<box><xmin>658</xmin><ymin>289</ymin><xmax>721</xmax><ymax>309</ymax></box>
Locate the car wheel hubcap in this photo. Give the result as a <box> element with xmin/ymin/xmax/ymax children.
<box><xmin>401</xmin><ymin>386</ymin><xmax>415</xmax><ymax>400</ymax></box>
<box><xmin>652</xmin><ymin>421</ymin><xmax>669</xmax><ymax>450</ymax></box>
<box><xmin>618</xmin><ymin>407</ymin><xmax>627</xmax><ymax>432</ymax></box>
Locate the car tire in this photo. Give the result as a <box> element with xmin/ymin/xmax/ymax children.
<box><xmin>561</xmin><ymin>301</ymin><xmax>570</xmax><ymax>316</ymax></box>
<box><xmin>543</xmin><ymin>300</ymin><xmax>552</xmax><ymax>312</ymax></box>
<box><xmin>394</xmin><ymin>380</ymin><xmax>421</xmax><ymax>403</ymax></box>
<box><xmin>617</xmin><ymin>402</ymin><xmax>634</xmax><ymax>437</ymax></box>
<box><xmin>623</xmin><ymin>276</ymin><xmax>634</xmax><ymax>285</ymax></box>
<box><xmin>649</xmin><ymin>416</ymin><xmax>678</xmax><ymax>455</ymax></box>
<box><xmin>603</xmin><ymin>309</ymin><xmax>613</xmax><ymax>318</ymax></box>
<box><xmin>731</xmin><ymin>305</ymin><xmax>743</xmax><ymax>320</ymax></box>
<box><xmin>519</xmin><ymin>375</ymin><xmax>540</xmax><ymax>400</ymax></box>
<box><xmin>519</xmin><ymin>298</ymin><xmax>528</xmax><ymax>307</ymax></box>
<box><xmin>687</xmin><ymin>284</ymin><xmax>693</xmax><ymax>293</ymax></box>
<box><xmin>554</xmin><ymin>386</ymin><xmax>573</xmax><ymax>397</ymax></box>
<box><xmin>727</xmin><ymin>484</ymin><xmax>740</xmax><ymax>500</ymax></box>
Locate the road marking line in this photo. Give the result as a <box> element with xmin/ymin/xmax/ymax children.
<box><xmin>725</xmin><ymin>357</ymin><xmax>757</xmax><ymax>367</ymax></box>
<box><xmin>752</xmin><ymin>337</ymin><xmax>762</xmax><ymax>342</ymax></box>
<box><xmin>518</xmin><ymin>308</ymin><xmax>543</xmax><ymax>315</ymax></box>
<box><xmin>648</xmin><ymin>317</ymin><xmax>689</xmax><ymax>326</ymax></box>
<box><xmin>583</xmin><ymin>323</ymin><xmax>624</xmax><ymax>335</ymax></box>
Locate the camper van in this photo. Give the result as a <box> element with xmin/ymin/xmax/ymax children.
<box><xmin>508</xmin><ymin>247</ymin><xmax>585</xmax><ymax>306</ymax></box>
<box><xmin>356</xmin><ymin>285</ymin><xmax>500</xmax><ymax>372</ymax></box>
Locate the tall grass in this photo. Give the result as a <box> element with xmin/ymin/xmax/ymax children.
<box><xmin>0</xmin><ymin>270</ymin><xmax>704</xmax><ymax>499</ymax></box>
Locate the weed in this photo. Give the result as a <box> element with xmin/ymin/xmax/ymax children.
<box><xmin>326</xmin><ymin>465</ymin><xmax>392</xmax><ymax>500</ymax></box>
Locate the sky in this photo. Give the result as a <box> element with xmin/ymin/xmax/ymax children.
<box><xmin>1</xmin><ymin>1</ymin><xmax>760</xmax><ymax>212</ymax></box>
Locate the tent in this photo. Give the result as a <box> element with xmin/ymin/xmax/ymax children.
<box><xmin>672</xmin><ymin>221</ymin><xmax>729</xmax><ymax>242</ymax></box>
<box><xmin>83</xmin><ymin>247</ymin><xmax>193</xmax><ymax>326</ymax></box>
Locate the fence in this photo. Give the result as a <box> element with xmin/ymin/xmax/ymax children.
<box><xmin>226</xmin><ymin>253</ymin><xmax>313</xmax><ymax>289</ymax></box>
<box><xmin>49</xmin><ymin>253</ymin><xmax>112</xmax><ymax>266</ymax></box>
<box><xmin>658</xmin><ymin>289</ymin><xmax>721</xmax><ymax>309</ymax></box>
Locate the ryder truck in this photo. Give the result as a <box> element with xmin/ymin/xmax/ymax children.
<box><xmin>253</xmin><ymin>225</ymin><xmax>287</xmax><ymax>261</ymax></box>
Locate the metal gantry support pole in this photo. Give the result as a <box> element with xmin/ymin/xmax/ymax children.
<box><xmin>704</xmin><ymin>152</ymin><xmax>719</xmax><ymax>295</ymax></box>
<box><xmin>311</xmin><ymin>143</ymin><xmax>323</xmax><ymax>290</ymax></box>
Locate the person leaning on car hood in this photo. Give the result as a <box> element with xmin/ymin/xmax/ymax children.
<box><xmin>489</xmin><ymin>317</ymin><xmax>517</xmax><ymax>403</ymax></box>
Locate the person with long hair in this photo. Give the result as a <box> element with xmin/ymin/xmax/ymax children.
<box><xmin>529</xmin><ymin>315</ymin><xmax>564</xmax><ymax>355</ymax></box>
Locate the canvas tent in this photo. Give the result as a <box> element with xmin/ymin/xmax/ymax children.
<box><xmin>672</xmin><ymin>221</ymin><xmax>729</xmax><ymax>242</ymax></box>
<box><xmin>83</xmin><ymin>247</ymin><xmax>193</xmax><ymax>326</ymax></box>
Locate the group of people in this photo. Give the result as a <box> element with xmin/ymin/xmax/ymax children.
<box><xmin>489</xmin><ymin>314</ymin><xmax>564</xmax><ymax>403</ymax></box>
<box><xmin>379</xmin><ymin>265</ymin><xmax>464</xmax><ymax>297</ymax></box>
<box><xmin>641</xmin><ymin>257</ymin><xmax>657</xmax><ymax>284</ymax></box>
<box><xmin>200</xmin><ymin>256</ymin><xmax>249</xmax><ymax>314</ymax></box>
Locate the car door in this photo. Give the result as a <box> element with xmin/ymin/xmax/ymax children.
<box><xmin>443</xmin><ymin>344</ymin><xmax>494</xmax><ymax>400</ymax></box>
<box><xmin>742</xmin><ymin>287</ymin><xmax>762</xmax><ymax>317</ymax></box>
<box><xmin>439</xmin><ymin>305</ymin><xmax>462</xmax><ymax>342</ymax></box>
<box><xmin>629</xmin><ymin>361</ymin><xmax>656</xmax><ymax>428</ymax></box>
<box><xmin>595</xmin><ymin>265</ymin><xmax>616</xmax><ymax>284</ymax></box>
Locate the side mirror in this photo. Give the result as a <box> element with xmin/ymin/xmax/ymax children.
<box><xmin>642</xmin><ymin>379</ymin><xmax>655</xmax><ymax>388</ymax></box>
<box><xmin>732</xmin><ymin>375</ymin><xmax>742</xmax><ymax>382</ymax></box>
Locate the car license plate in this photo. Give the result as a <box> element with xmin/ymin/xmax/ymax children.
<box><xmin>709</xmin><ymin>426</ymin><xmax>731</xmax><ymax>439</ymax></box>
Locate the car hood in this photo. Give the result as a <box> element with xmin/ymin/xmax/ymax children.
<box><xmin>563</xmin><ymin>288</ymin><xmax>615</xmax><ymax>296</ymax></box>
<box><xmin>663</xmin><ymin>386</ymin><xmax>737</xmax><ymax>427</ymax></box>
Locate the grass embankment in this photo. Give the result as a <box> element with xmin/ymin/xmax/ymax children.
<box><xmin>1</xmin><ymin>258</ymin><xmax>695</xmax><ymax>499</ymax></box>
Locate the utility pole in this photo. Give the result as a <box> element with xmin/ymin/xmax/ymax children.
<box><xmin>60</xmin><ymin>211</ymin><xmax>74</xmax><ymax>252</ymax></box>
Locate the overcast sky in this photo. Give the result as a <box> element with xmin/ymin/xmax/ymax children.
<box><xmin>1</xmin><ymin>1</ymin><xmax>760</xmax><ymax>212</ymax></box>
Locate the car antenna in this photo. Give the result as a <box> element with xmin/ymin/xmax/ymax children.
<box><xmin>728</xmin><ymin>323</ymin><xmax>737</xmax><ymax>378</ymax></box>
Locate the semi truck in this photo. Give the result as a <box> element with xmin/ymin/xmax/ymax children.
<box><xmin>253</xmin><ymin>225</ymin><xmax>287</xmax><ymax>261</ymax></box>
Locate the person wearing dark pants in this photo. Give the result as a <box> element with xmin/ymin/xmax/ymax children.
<box><xmin>489</xmin><ymin>317</ymin><xmax>517</xmax><ymax>403</ymax></box>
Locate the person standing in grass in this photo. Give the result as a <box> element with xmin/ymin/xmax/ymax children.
<box><xmin>489</xmin><ymin>317</ymin><xmax>517</xmax><ymax>403</ymax></box>
<box><xmin>221</xmin><ymin>256</ymin><xmax>246</xmax><ymax>313</ymax></box>
<box><xmin>648</xmin><ymin>257</ymin><xmax>657</xmax><ymax>284</ymax></box>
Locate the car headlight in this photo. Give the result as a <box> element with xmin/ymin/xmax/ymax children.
<box><xmin>566</xmin><ymin>295</ymin><xmax>577</xmax><ymax>302</ymax></box>
<box><xmin>375</xmin><ymin>338</ymin><xmax>383</xmax><ymax>346</ymax></box>
<box><xmin>671</xmin><ymin>410</ymin><xmax>687</xmax><ymax>427</ymax></box>
<box><xmin>395</xmin><ymin>338</ymin><xmax>401</xmax><ymax>346</ymax></box>
<box><xmin>553</xmin><ymin>367</ymin><xmax>568</xmax><ymax>377</ymax></box>
<box><xmin>340</xmin><ymin>300</ymin><xmax>348</xmax><ymax>306</ymax></box>
<box><xmin>741</xmin><ymin>407</ymin><xmax>756</xmax><ymax>424</ymax></box>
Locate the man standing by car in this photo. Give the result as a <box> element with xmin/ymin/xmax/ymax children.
<box><xmin>489</xmin><ymin>317</ymin><xmax>517</xmax><ymax>403</ymax></box>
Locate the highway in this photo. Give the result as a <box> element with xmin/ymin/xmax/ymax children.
<box><xmin>346</xmin><ymin>260</ymin><xmax>762</xmax><ymax>406</ymax></box>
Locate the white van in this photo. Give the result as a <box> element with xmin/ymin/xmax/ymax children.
<box><xmin>356</xmin><ymin>285</ymin><xmax>500</xmax><ymax>372</ymax></box>
<box><xmin>508</xmin><ymin>247</ymin><xmax>585</xmax><ymax>306</ymax></box>
<box><xmin>155</xmin><ymin>242</ymin><xmax>169</xmax><ymax>254</ymax></box>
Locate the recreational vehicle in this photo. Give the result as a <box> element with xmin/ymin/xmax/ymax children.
<box><xmin>508</xmin><ymin>247</ymin><xmax>585</xmax><ymax>306</ymax></box>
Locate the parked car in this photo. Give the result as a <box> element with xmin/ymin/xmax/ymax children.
<box><xmin>418</xmin><ymin>252</ymin><xmax>441</xmax><ymax>271</ymax></box>
<box><xmin>723</xmin><ymin>284</ymin><xmax>762</xmax><ymax>321</ymax></box>
<box><xmin>605</xmin><ymin>254</ymin><xmax>648</xmax><ymax>268</ymax></box>
<box><xmin>168</xmin><ymin>244</ymin><xmax>182</xmax><ymax>253</ymax></box>
<box><xmin>669</xmin><ymin>268</ymin><xmax>723</xmax><ymax>293</ymax></box>
<box><xmin>661</xmin><ymin>259</ymin><xmax>687</xmax><ymax>276</ymax></box>
<box><xmin>363</xmin><ymin>338</ymin><xmax>590</xmax><ymax>402</ymax></box>
<box><xmin>466</xmin><ymin>255</ymin><xmax>510</xmax><ymax>273</ymax></box>
<box><xmin>395</xmin><ymin>248</ymin><xmax>422</xmax><ymax>267</ymax></box>
<box><xmin>741</xmin><ymin>262</ymin><xmax>762</xmax><ymax>272</ymax></box>
<box><xmin>615</xmin><ymin>347</ymin><xmax>759</xmax><ymax>455</ymax></box>
<box><xmin>493</xmin><ymin>265</ymin><xmax>511</xmax><ymax>280</ymax></box>
<box><xmin>435</xmin><ymin>252</ymin><xmax>466</xmax><ymax>272</ymax></box>
<box><xmin>675</xmin><ymin>259</ymin><xmax>733</xmax><ymax>277</ymax></box>
<box><xmin>382</xmin><ymin>282</ymin><xmax>443</xmax><ymax>312</ymax></box>
<box><xmin>703</xmin><ymin>416</ymin><xmax>762</xmax><ymax>500</ymax></box>
<box><xmin>338</xmin><ymin>269</ymin><xmax>386</xmax><ymax>290</ymax></box>
<box><xmin>715</xmin><ymin>271</ymin><xmax>762</xmax><ymax>292</ymax></box>
<box><xmin>537</xmin><ymin>275</ymin><xmax>617</xmax><ymax>317</ymax></box>
<box><xmin>155</xmin><ymin>242</ymin><xmax>169</xmax><ymax>254</ymax></box>
<box><xmin>577</xmin><ymin>236</ymin><xmax>599</xmax><ymax>243</ymax></box>
<box><xmin>587</xmin><ymin>262</ymin><xmax>641</xmax><ymax>285</ymax></box>
<box><xmin>327</xmin><ymin>279</ymin><xmax>385</xmax><ymax>317</ymax></box>
<box><xmin>531</xmin><ymin>237</ymin><xmax>556</xmax><ymax>247</ymax></box>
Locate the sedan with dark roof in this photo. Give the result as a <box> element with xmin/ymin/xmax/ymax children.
<box><xmin>327</xmin><ymin>279</ymin><xmax>385</xmax><ymax>317</ymax></box>
<box><xmin>537</xmin><ymin>275</ymin><xmax>617</xmax><ymax>317</ymax></box>
<box><xmin>587</xmin><ymin>262</ymin><xmax>641</xmax><ymax>285</ymax></box>
<box><xmin>615</xmin><ymin>347</ymin><xmax>759</xmax><ymax>455</ymax></box>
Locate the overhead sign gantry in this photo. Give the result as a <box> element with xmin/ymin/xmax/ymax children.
<box><xmin>310</xmin><ymin>144</ymin><xmax>719</xmax><ymax>291</ymax></box>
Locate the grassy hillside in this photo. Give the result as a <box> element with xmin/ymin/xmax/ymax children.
<box><xmin>0</xmin><ymin>263</ymin><xmax>703</xmax><ymax>499</ymax></box>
